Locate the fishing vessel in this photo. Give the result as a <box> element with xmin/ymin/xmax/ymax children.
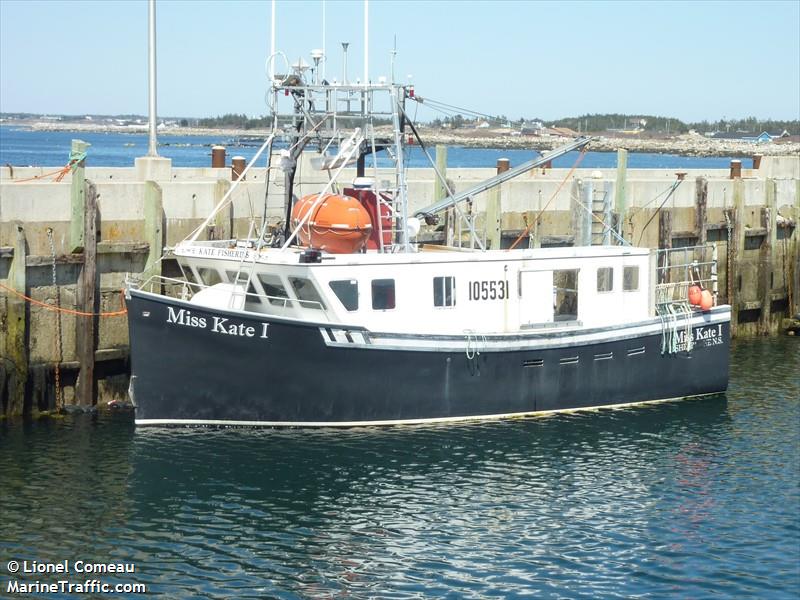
<box><xmin>126</xmin><ymin>50</ymin><xmax>729</xmax><ymax>427</ymax></box>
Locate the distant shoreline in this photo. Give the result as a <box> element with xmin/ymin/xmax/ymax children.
<box><xmin>5</xmin><ymin>120</ymin><xmax>799</xmax><ymax>158</ymax></box>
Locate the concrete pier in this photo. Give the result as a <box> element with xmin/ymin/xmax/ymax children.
<box><xmin>1</xmin><ymin>153</ymin><xmax>798</xmax><ymax>417</ymax></box>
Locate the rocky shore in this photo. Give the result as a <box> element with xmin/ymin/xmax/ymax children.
<box><xmin>16</xmin><ymin>120</ymin><xmax>800</xmax><ymax>158</ymax></box>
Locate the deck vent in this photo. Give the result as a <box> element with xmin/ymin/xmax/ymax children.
<box><xmin>523</xmin><ymin>358</ymin><xmax>544</xmax><ymax>368</ymax></box>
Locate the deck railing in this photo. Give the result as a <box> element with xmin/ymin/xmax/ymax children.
<box><xmin>130</xmin><ymin>274</ymin><xmax>326</xmax><ymax>313</ymax></box>
<box><xmin>654</xmin><ymin>244</ymin><xmax>718</xmax><ymax>308</ymax></box>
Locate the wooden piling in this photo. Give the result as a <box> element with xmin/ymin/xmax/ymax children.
<box><xmin>758</xmin><ymin>179</ymin><xmax>776</xmax><ymax>335</ymax></box>
<box><xmin>614</xmin><ymin>149</ymin><xmax>628</xmax><ymax>240</ymax></box>
<box><xmin>433</xmin><ymin>146</ymin><xmax>454</xmax><ymax>246</ymax></box>
<box><xmin>213</xmin><ymin>179</ymin><xmax>233</xmax><ymax>240</ymax></box>
<box><xmin>486</xmin><ymin>159</ymin><xmax>507</xmax><ymax>250</ymax></box>
<box><xmin>75</xmin><ymin>181</ymin><xmax>97</xmax><ymax>406</ymax></box>
<box><xmin>658</xmin><ymin>209</ymin><xmax>673</xmax><ymax>251</ymax></box>
<box><xmin>69</xmin><ymin>139</ymin><xmax>90</xmax><ymax>253</ymax></box>
<box><xmin>792</xmin><ymin>180</ymin><xmax>800</xmax><ymax>318</ymax></box>
<box><xmin>434</xmin><ymin>145</ymin><xmax>448</xmax><ymax>202</ymax></box>
<box><xmin>143</xmin><ymin>181</ymin><xmax>163</xmax><ymax>278</ymax></box>
<box><xmin>730</xmin><ymin>179</ymin><xmax>745</xmax><ymax>337</ymax></box>
<box><xmin>695</xmin><ymin>176</ymin><xmax>708</xmax><ymax>246</ymax></box>
<box><xmin>3</xmin><ymin>222</ymin><xmax>28</xmax><ymax>415</ymax></box>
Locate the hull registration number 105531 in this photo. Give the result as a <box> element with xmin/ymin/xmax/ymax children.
<box><xmin>468</xmin><ymin>280</ymin><xmax>509</xmax><ymax>301</ymax></box>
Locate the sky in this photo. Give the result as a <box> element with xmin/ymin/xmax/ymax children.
<box><xmin>1</xmin><ymin>0</ymin><xmax>799</xmax><ymax>123</ymax></box>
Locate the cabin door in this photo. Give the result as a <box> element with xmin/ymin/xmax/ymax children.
<box><xmin>518</xmin><ymin>270</ymin><xmax>554</xmax><ymax>327</ymax></box>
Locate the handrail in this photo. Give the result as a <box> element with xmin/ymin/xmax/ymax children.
<box><xmin>138</xmin><ymin>275</ymin><xmax>325</xmax><ymax>311</ymax></box>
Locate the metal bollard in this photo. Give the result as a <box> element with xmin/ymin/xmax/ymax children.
<box><xmin>211</xmin><ymin>146</ymin><xmax>226</xmax><ymax>168</ymax></box>
<box><xmin>231</xmin><ymin>156</ymin><xmax>246</xmax><ymax>180</ymax></box>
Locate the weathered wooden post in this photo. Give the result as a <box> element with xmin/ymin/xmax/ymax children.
<box><xmin>758</xmin><ymin>178</ymin><xmax>776</xmax><ymax>335</ymax></box>
<box><xmin>213</xmin><ymin>179</ymin><xmax>233</xmax><ymax>240</ymax></box>
<box><xmin>730</xmin><ymin>179</ymin><xmax>746</xmax><ymax>337</ymax></box>
<box><xmin>143</xmin><ymin>181</ymin><xmax>163</xmax><ymax>278</ymax></box>
<box><xmin>695</xmin><ymin>176</ymin><xmax>708</xmax><ymax>246</ymax></box>
<box><xmin>433</xmin><ymin>146</ymin><xmax>455</xmax><ymax>246</ymax></box>
<box><xmin>75</xmin><ymin>181</ymin><xmax>98</xmax><ymax>406</ymax></box>
<box><xmin>69</xmin><ymin>139</ymin><xmax>90</xmax><ymax>253</ymax></box>
<box><xmin>792</xmin><ymin>180</ymin><xmax>800</xmax><ymax>318</ymax></box>
<box><xmin>4</xmin><ymin>223</ymin><xmax>28</xmax><ymax>415</ymax></box>
<box><xmin>614</xmin><ymin>148</ymin><xmax>628</xmax><ymax>241</ymax></box>
<box><xmin>486</xmin><ymin>158</ymin><xmax>508</xmax><ymax>250</ymax></box>
<box><xmin>658</xmin><ymin>210</ymin><xmax>673</xmax><ymax>250</ymax></box>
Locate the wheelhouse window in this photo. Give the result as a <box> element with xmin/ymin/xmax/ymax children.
<box><xmin>433</xmin><ymin>276</ymin><xmax>456</xmax><ymax>308</ymax></box>
<box><xmin>329</xmin><ymin>279</ymin><xmax>358</xmax><ymax>311</ymax></box>
<box><xmin>197</xmin><ymin>267</ymin><xmax>222</xmax><ymax>287</ymax></box>
<box><xmin>225</xmin><ymin>270</ymin><xmax>256</xmax><ymax>294</ymax></box>
<box><xmin>596</xmin><ymin>267</ymin><xmax>613</xmax><ymax>292</ymax></box>
<box><xmin>624</xmin><ymin>266</ymin><xmax>639</xmax><ymax>291</ymax></box>
<box><xmin>372</xmin><ymin>279</ymin><xmax>396</xmax><ymax>310</ymax></box>
<box><xmin>257</xmin><ymin>274</ymin><xmax>290</xmax><ymax>307</ymax></box>
<box><xmin>289</xmin><ymin>277</ymin><xmax>326</xmax><ymax>310</ymax></box>
<box><xmin>553</xmin><ymin>269</ymin><xmax>578</xmax><ymax>321</ymax></box>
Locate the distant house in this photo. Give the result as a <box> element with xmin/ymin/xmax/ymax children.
<box><xmin>741</xmin><ymin>132</ymin><xmax>775</xmax><ymax>144</ymax></box>
<box><xmin>713</xmin><ymin>130</ymin><xmax>788</xmax><ymax>143</ymax></box>
<box><xmin>476</xmin><ymin>120</ymin><xmax>491</xmax><ymax>129</ymax></box>
<box><xmin>518</xmin><ymin>120</ymin><xmax>544</xmax><ymax>136</ymax></box>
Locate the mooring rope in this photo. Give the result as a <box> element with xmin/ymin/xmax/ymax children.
<box><xmin>0</xmin><ymin>282</ymin><xmax>127</xmax><ymax>317</ymax></box>
<box><xmin>12</xmin><ymin>150</ymin><xmax>88</xmax><ymax>183</ymax></box>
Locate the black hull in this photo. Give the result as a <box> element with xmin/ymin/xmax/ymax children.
<box><xmin>127</xmin><ymin>291</ymin><xmax>730</xmax><ymax>426</ymax></box>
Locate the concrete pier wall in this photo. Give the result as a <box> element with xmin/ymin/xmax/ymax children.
<box><xmin>1</xmin><ymin>154</ymin><xmax>798</xmax><ymax>416</ymax></box>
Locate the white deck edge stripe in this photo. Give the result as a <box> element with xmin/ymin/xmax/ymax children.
<box><xmin>135</xmin><ymin>392</ymin><xmax>724</xmax><ymax>428</ymax></box>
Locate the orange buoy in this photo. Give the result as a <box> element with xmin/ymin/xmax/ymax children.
<box><xmin>699</xmin><ymin>289</ymin><xmax>714</xmax><ymax>311</ymax></box>
<box><xmin>291</xmin><ymin>193</ymin><xmax>373</xmax><ymax>254</ymax></box>
<box><xmin>688</xmin><ymin>285</ymin><xmax>702</xmax><ymax>305</ymax></box>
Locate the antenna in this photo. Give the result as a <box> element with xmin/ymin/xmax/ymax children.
<box><xmin>390</xmin><ymin>35</ymin><xmax>397</xmax><ymax>84</ymax></box>
<box><xmin>322</xmin><ymin>0</ymin><xmax>326</xmax><ymax>80</ymax></box>
<box><xmin>311</xmin><ymin>49</ymin><xmax>323</xmax><ymax>84</ymax></box>
<box><xmin>342</xmin><ymin>42</ymin><xmax>349</xmax><ymax>84</ymax></box>
<box><xmin>363</xmin><ymin>0</ymin><xmax>369</xmax><ymax>84</ymax></box>
<box><xmin>269</xmin><ymin>0</ymin><xmax>275</xmax><ymax>66</ymax></box>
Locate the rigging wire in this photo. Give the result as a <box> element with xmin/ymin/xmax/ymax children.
<box><xmin>507</xmin><ymin>150</ymin><xmax>588</xmax><ymax>250</ymax></box>
<box><xmin>636</xmin><ymin>178</ymin><xmax>684</xmax><ymax>246</ymax></box>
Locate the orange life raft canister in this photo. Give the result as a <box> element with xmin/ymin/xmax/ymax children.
<box><xmin>291</xmin><ymin>193</ymin><xmax>373</xmax><ymax>254</ymax></box>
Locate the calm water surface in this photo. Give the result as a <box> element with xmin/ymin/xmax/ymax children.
<box><xmin>1</xmin><ymin>337</ymin><xmax>798</xmax><ymax>598</ymax></box>
<box><xmin>0</xmin><ymin>125</ymin><xmax>751</xmax><ymax>170</ymax></box>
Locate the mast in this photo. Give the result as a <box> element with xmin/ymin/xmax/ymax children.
<box><xmin>390</xmin><ymin>84</ymin><xmax>410</xmax><ymax>251</ymax></box>
<box><xmin>146</xmin><ymin>0</ymin><xmax>158</xmax><ymax>157</ymax></box>
<box><xmin>363</xmin><ymin>0</ymin><xmax>369</xmax><ymax>84</ymax></box>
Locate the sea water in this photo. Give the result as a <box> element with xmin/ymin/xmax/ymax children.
<box><xmin>0</xmin><ymin>125</ymin><xmax>752</xmax><ymax>170</ymax></box>
<box><xmin>0</xmin><ymin>337</ymin><xmax>798</xmax><ymax>598</ymax></box>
